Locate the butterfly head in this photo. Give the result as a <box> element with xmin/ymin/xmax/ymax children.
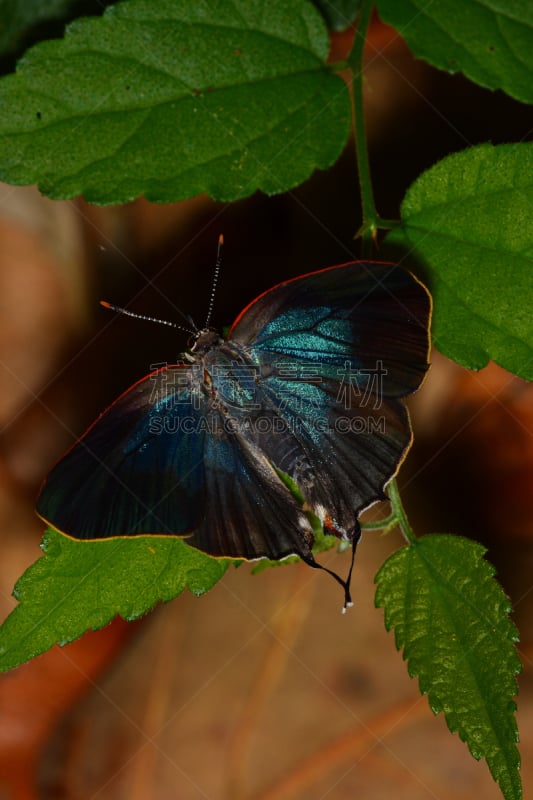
<box><xmin>189</xmin><ymin>328</ymin><xmax>222</xmax><ymax>355</ymax></box>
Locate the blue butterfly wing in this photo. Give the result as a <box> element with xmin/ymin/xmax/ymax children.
<box><xmin>37</xmin><ymin>362</ymin><xmax>315</xmax><ymax>561</ymax></box>
<box><xmin>228</xmin><ymin>261</ymin><xmax>430</xmax><ymax>536</ymax></box>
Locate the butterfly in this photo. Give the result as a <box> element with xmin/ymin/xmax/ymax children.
<box><xmin>37</xmin><ymin>243</ymin><xmax>431</xmax><ymax>608</ymax></box>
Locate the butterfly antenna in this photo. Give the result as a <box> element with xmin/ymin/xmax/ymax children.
<box><xmin>100</xmin><ymin>301</ymin><xmax>196</xmax><ymax>336</ymax></box>
<box><xmin>204</xmin><ymin>233</ymin><xmax>223</xmax><ymax>329</ymax></box>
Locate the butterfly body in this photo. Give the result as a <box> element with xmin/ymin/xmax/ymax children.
<box><xmin>37</xmin><ymin>260</ymin><xmax>431</xmax><ymax>601</ymax></box>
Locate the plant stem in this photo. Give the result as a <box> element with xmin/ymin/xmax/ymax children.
<box><xmin>348</xmin><ymin>0</ymin><xmax>377</xmax><ymax>254</ymax></box>
<box><xmin>360</xmin><ymin>481</ymin><xmax>417</xmax><ymax>543</ymax></box>
<box><xmin>387</xmin><ymin>478</ymin><xmax>417</xmax><ymax>545</ymax></box>
<box><xmin>361</xmin><ymin>513</ymin><xmax>397</xmax><ymax>533</ymax></box>
<box><xmin>345</xmin><ymin>0</ymin><xmax>399</xmax><ymax>251</ymax></box>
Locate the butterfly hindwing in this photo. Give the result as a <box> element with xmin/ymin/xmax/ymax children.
<box><xmin>186</xmin><ymin>430</ymin><xmax>314</xmax><ymax>560</ymax></box>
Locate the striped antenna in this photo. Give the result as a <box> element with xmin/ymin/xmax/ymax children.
<box><xmin>100</xmin><ymin>301</ymin><xmax>196</xmax><ymax>336</ymax></box>
<box><xmin>204</xmin><ymin>234</ymin><xmax>223</xmax><ymax>328</ymax></box>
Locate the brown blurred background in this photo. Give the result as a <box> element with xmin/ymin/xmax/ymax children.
<box><xmin>1</xmin><ymin>17</ymin><xmax>532</xmax><ymax>800</ymax></box>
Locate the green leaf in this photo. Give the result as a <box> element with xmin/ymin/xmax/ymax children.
<box><xmin>313</xmin><ymin>0</ymin><xmax>361</xmax><ymax>31</ymax></box>
<box><xmin>385</xmin><ymin>142</ymin><xmax>533</xmax><ymax>380</ymax></box>
<box><xmin>375</xmin><ymin>534</ymin><xmax>521</xmax><ymax>800</ymax></box>
<box><xmin>0</xmin><ymin>529</ymin><xmax>229</xmax><ymax>672</ymax></box>
<box><xmin>0</xmin><ymin>0</ymin><xmax>350</xmax><ymax>204</ymax></box>
<box><xmin>376</xmin><ymin>0</ymin><xmax>533</xmax><ymax>104</ymax></box>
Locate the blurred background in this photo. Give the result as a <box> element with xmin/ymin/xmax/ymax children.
<box><xmin>1</xmin><ymin>15</ymin><xmax>532</xmax><ymax>800</ymax></box>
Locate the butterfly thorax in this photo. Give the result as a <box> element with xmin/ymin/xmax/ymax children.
<box><xmin>194</xmin><ymin>338</ymin><xmax>259</xmax><ymax>414</ymax></box>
